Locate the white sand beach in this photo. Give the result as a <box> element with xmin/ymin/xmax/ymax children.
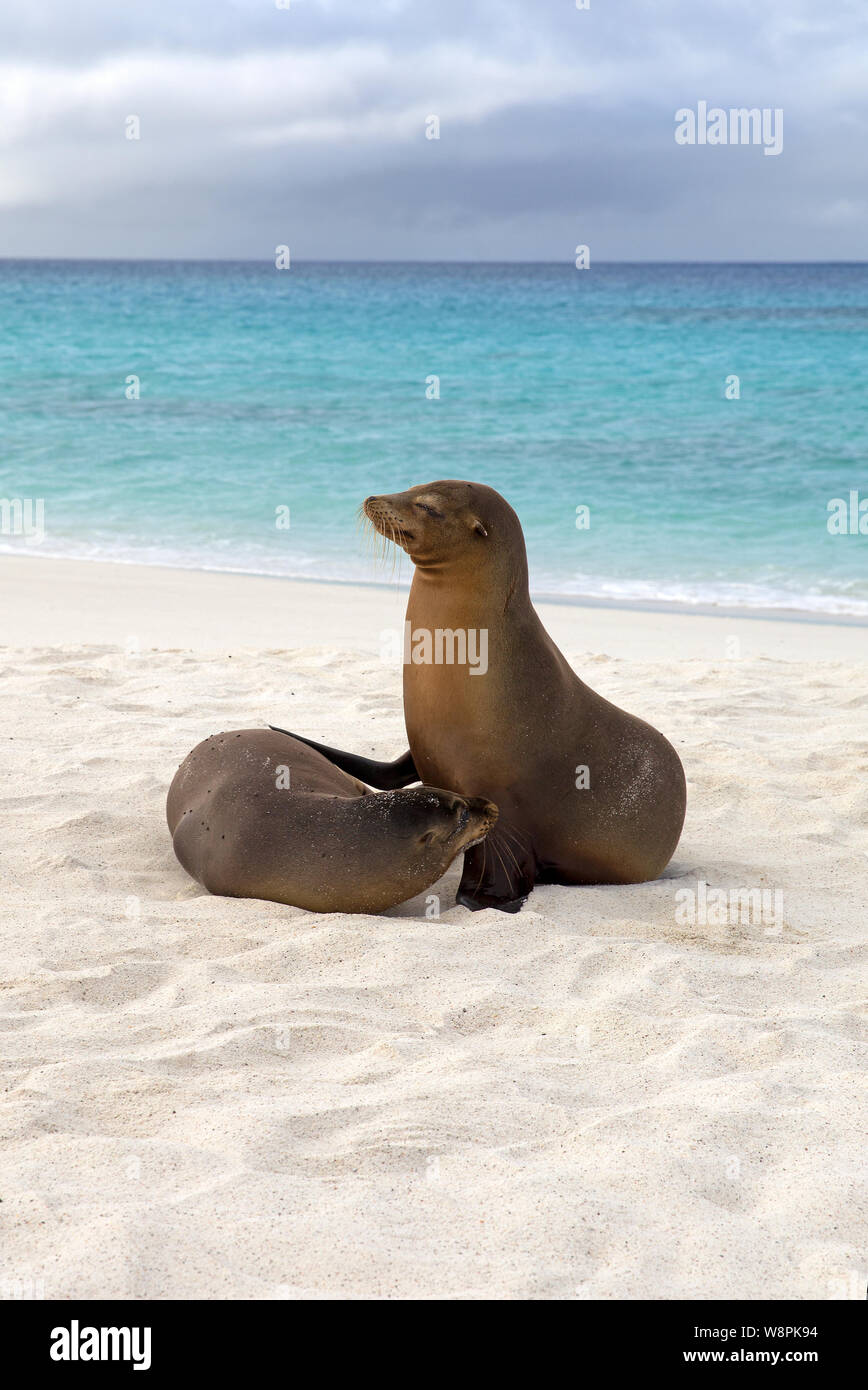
<box><xmin>1</xmin><ymin>554</ymin><xmax>865</xmax><ymax>1300</ymax></box>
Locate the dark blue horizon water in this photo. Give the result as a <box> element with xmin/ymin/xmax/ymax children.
<box><xmin>1</xmin><ymin>258</ymin><xmax>867</xmax><ymax>615</ymax></box>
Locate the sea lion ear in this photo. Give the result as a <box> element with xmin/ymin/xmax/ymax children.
<box><xmin>470</xmin><ymin>516</ymin><xmax>488</xmax><ymax>538</ymax></box>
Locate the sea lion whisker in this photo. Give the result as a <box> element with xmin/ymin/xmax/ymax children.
<box><xmin>387</xmin><ymin>518</ymin><xmax>408</xmax><ymax>588</ymax></box>
<box><xmin>499</xmin><ymin>818</ymin><xmax>530</xmax><ymax>846</ymax></box>
<box><xmin>496</xmin><ymin>822</ymin><xmax>529</xmax><ymax>859</ymax></box>
<box><xmin>359</xmin><ymin>508</ymin><xmax>386</xmax><ymax>573</ymax></box>
<box><xmin>473</xmin><ymin>839</ymin><xmax>489</xmax><ymax>894</ymax></box>
<box><xmin>391</xmin><ymin>521</ymin><xmax>400</xmax><ymax>580</ymax></box>
<box><xmin>488</xmin><ymin>837</ymin><xmax>515</xmax><ymax>892</ymax></box>
<box><xmin>495</xmin><ymin>832</ymin><xmax>525</xmax><ymax>886</ymax></box>
<box><xmin>385</xmin><ymin>518</ymin><xmax>397</xmax><ymax>578</ymax></box>
<box><xmin>492</xmin><ymin>831</ymin><xmax>522</xmax><ymax>879</ymax></box>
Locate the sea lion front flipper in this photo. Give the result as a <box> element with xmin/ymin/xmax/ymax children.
<box><xmin>268</xmin><ymin>726</ymin><xmax>419</xmax><ymax>790</ymax></box>
<box><xmin>456</xmin><ymin>825</ymin><xmax>536</xmax><ymax>914</ymax></box>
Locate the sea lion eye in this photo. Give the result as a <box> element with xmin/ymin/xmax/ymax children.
<box><xmin>415</xmin><ymin>502</ymin><xmax>444</xmax><ymax>519</ymax></box>
<box><xmin>419</xmin><ymin>829</ymin><xmax>438</xmax><ymax>845</ymax></box>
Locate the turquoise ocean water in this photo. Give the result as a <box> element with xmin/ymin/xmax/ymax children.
<box><xmin>1</xmin><ymin>259</ymin><xmax>867</xmax><ymax>615</ymax></box>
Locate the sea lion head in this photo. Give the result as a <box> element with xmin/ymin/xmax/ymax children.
<box><xmin>352</xmin><ymin>786</ymin><xmax>498</xmax><ymax>911</ymax></box>
<box><xmin>363</xmin><ymin>480</ymin><xmax>525</xmax><ymax>576</ymax></box>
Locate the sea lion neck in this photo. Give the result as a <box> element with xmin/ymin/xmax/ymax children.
<box><xmin>410</xmin><ymin>547</ymin><xmax>530</xmax><ymax>612</ymax></box>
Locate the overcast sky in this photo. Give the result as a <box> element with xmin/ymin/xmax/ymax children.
<box><xmin>1</xmin><ymin>0</ymin><xmax>866</xmax><ymax>260</ymax></box>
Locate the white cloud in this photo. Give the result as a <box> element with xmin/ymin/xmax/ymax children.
<box><xmin>0</xmin><ymin>42</ymin><xmax>606</xmax><ymax>208</ymax></box>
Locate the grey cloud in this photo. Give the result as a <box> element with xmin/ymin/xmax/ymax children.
<box><xmin>0</xmin><ymin>0</ymin><xmax>866</xmax><ymax>259</ymax></box>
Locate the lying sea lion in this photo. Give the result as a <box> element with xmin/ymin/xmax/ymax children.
<box><xmin>278</xmin><ymin>481</ymin><xmax>686</xmax><ymax>913</ymax></box>
<box><xmin>166</xmin><ymin>728</ymin><xmax>497</xmax><ymax>914</ymax></box>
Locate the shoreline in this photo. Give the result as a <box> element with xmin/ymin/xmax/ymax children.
<box><xmin>3</xmin><ymin>547</ymin><xmax>867</xmax><ymax>631</ymax></box>
<box><xmin>1</xmin><ymin>552</ymin><xmax>865</xmax><ymax>663</ymax></box>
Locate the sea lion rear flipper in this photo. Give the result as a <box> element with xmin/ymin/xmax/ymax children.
<box><xmin>268</xmin><ymin>726</ymin><xmax>419</xmax><ymax>789</ymax></box>
<box><xmin>456</xmin><ymin>826</ymin><xmax>536</xmax><ymax>914</ymax></box>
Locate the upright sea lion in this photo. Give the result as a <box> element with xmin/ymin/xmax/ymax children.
<box><xmin>167</xmin><ymin>728</ymin><xmax>497</xmax><ymax>914</ymax></box>
<box><xmin>280</xmin><ymin>481</ymin><xmax>686</xmax><ymax>913</ymax></box>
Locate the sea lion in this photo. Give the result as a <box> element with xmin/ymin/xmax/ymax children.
<box><xmin>279</xmin><ymin>481</ymin><xmax>686</xmax><ymax>913</ymax></box>
<box><xmin>166</xmin><ymin>728</ymin><xmax>497</xmax><ymax>914</ymax></box>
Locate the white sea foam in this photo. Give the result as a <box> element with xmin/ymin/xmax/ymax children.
<box><xmin>3</xmin><ymin>535</ymin><xmax>867</xmax><ymax>620</ymax></box>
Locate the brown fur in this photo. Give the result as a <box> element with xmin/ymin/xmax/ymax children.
<box><xmin>363</xmin><ymin>481</ymin><xmax>686</xmax><ymax>911</ymax></box>
<box><xmin>167</xmin><ymin>728</ymin><xmax>497</xmax><ymax>914</ymax></box>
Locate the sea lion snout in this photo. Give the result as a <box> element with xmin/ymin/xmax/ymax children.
<box><xmin>411</xmin><ymin>787</ymin><xmax>498</xmax><ymax>851</ymax></box>
<box><xmin>363</xmin><ymin>494</ymin><xmax>418</xmax><ymax>550</ymax></box>
<box><xmin>452</xmin><ymin>794</ymin><xmax>499</xmax><ymax>848</ymax></box>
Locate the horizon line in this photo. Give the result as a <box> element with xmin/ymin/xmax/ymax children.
<box><xmin>2</xmin><ymin>255</ymin><xmax>868</xmax><ymax>267</ymax></box>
